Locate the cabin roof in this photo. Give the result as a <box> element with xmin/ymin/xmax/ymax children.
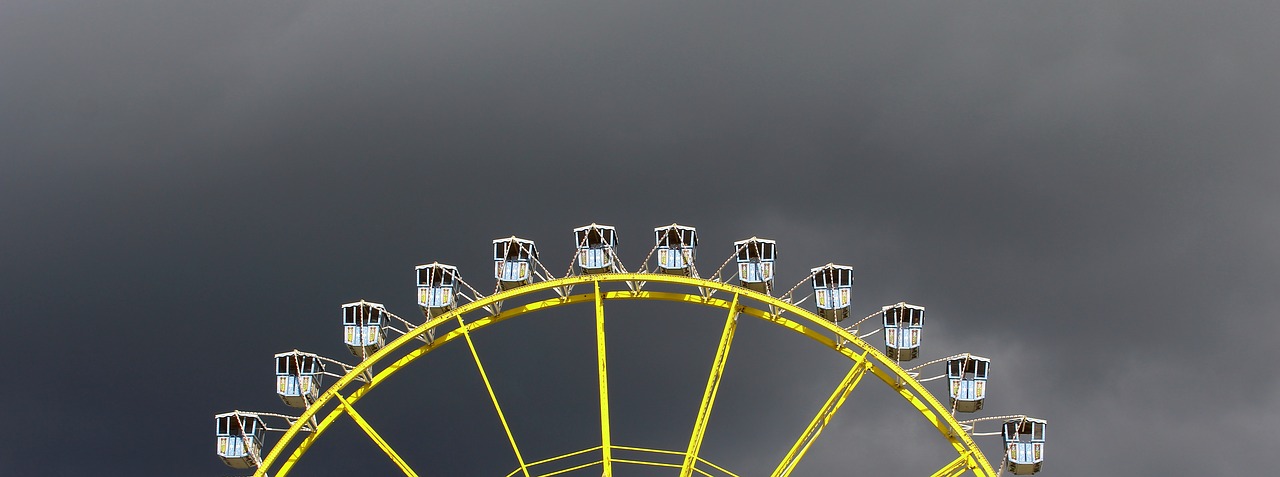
<box><xmin>572</xmin><ymin>223</ymin><xmax>616</xmax><ymax>232</ymax></box>
<box><xmin>340</xmin><ymin>300</ymin><xmax>386</xmax><ymax>309</ymax></box>
<box><xmin>273</xmin><ymin>350</ymin><xmax>320</xmax><ymax>360</ymax></box>
<box><xmin>414</xmin><ymin>262</ymin><xmax>458</xmax><ymax>271</ymax></box>
<box><xmin>881</xmin><ymin>302</ymin><xmax>925</xmax><ymax>311</ymax></box>
<box><xmin>810</xmin><ymin>263</ymin><xmax>853</xmax><ymax>273</ymax></box>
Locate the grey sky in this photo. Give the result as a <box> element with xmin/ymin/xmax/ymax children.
<box><xmin>2</xmin><ymin>1</ymin><xmax>1278</xmax><ymax>475</ymax></box>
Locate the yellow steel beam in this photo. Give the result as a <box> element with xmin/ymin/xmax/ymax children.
<box><xmin>459</xmin><ymin>315</ymin><xmax>531</xmax><ymax>477</ymax></box>
<box><xmin>255</xmin><ymin>274</ymin><xmax>995</xmax><ymax>477</ymax></box>
<box><xmin>930</xmin><ymin>451</ymin><xmax>976</xmax><ymax>477</ymax></box>
<box><xmin>680</xmin><ymin>294</ymin><xmax>740</xmax><ymax>477</ymax></box>
<box><xmin>333</xmin><ymin>394</ymin><xmax>420</xmax><ymax>477</ymax></box>
<box><xmin>771</xmin><ymin>353</ymin><xmax>871</xmax><ymax>477</ymax></box>
<box><xmin>538</xmin><ymin>459</ymin><xmax>603</xmax><ymax>477</ymax></box>
<box><xmin>594</xmin><ymin>281</ymin><xmax>614</xmax><ymax>477</ymax></box>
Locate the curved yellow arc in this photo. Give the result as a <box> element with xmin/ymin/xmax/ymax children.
<box><xmin>253</xmin><ymin>273</ymin><xmax>995</xmax><ymax>477</ymax></box>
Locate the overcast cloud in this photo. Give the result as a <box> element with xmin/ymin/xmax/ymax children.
<box><xmin>2</xmin><ymin>1</ymin><xmax>1278</xmax><ymax>475</ymax></box>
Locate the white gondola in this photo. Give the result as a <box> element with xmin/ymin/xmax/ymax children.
<box><xmin>882</xmin><ymin>302</ymin><xmax>925</xmax><ymax>361</ymax></box>
<box><xmin>946</xmin><ymin>355</ymin><xmax>990</xmax><ymax>412</ymax></box>
<box><xmin>734</xmin><ymin>237</ymin><xmax>776</xmax><ymax>294</ymax></box>
<box><xmin>493</xmin><ymin>237</ymin><xmax>539</xmax><ymax>290</ymax></box>
<box><xmin>215</xmin><ymin>411</ymin><xmax>265</xmax><ymax>469</ymax></box>
<box><xmin>416</xmin><ymin>263</ymin><xmax>459</xmax><ymax>317</ymax></box>
<box><xmin>574</xmin><ymin>224</ymin><xmax>619</xmax><ymax>274</ymax></box>
<box><xmin>811</xmin><ymin>264</ymin><xmax>854</xmax><ymax>322</ymax></box>
<box><xmin>654</xmin><ymin>224</ymin><xmax>698</xmax><ymax>275</ymax></box>
<box><xmin>1003</xmin><ymin>417</ymin><xmax>1047</xmax><ymax>474</ymax></box>
<box><xmin>274</xmin><ymin>350</ymin><xmax>324</xmax><ymax>408</ymax></box>
<box><xmin>342</xmin><ymin>301</ymin><xmax>387</xmax><ymax>358</ymax></box>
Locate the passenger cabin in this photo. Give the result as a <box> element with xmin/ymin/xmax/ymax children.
<box><xmin>215</xmin><ymin>412</ymin><xmax>265</xmax><ymax>469</ymax></box>
<box><xmin>493</xmin><ymin>237</ymin><xmax>539</xmax><ymax>290</ymax></box>
<box><xmin>654</xmin><ymin>224</ymin><xmax>698</xmax><ymax>275</ymax></box>
<box><xmin>275</xmin><ymin>350</ymin><xmax>324</xmax><ymax>408</ymax></box>
<box><xmin>416</xmin><ymin>263</ymin><xmax>459</xmax><ymax>317</ymax></box>
<box><xmin>342</xmin><ymin>301</ymin><xmax>387</xmax><ymax>358</ymax></box>
<box><xmin>1003</xmin><ymin>417</ymin><xmax>1047</xmax><ymax>475</ymax></box>
<box><xmin>946</xmin><ymin>355</ymin><xmax>990</xmax><ymax>412</ymax></box>
<box><xmin>882</xmin><ymin>302</ymin><xmax>925</xmax><ymax>361</ymax></box>
<box><xmin>735</xmin><ymin>237</ymin><xmax>776</xmax><ymax>294</ymax></box>
<box><xmin>811</xmin><ymin>264</ymin><xmax>854</xmax><ymax>322</ymax></box>
<box><xmin>574</xmin><ymin>224</ymin><xmax>619</xmax><ymax>274</ymax></box>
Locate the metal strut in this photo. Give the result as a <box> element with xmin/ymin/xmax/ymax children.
<box><xmin>680</xmin><ymin>293</ymin><xmax>740</xmax><ymax>477</ymax></box>
<box><xmin>459</xmin><ymin>316</ymin><xmax>531</xmax><ymax>477</ymax></box>
<box><xmin>930</xmin><ymin>450</ymin><xmax>977</xmax><ymax>477</ymax></box>
<box><xmin>594</xmin><ymin>281</ymin><xmax>614</xmax><ymax>477</ymax></box>
<box><xmin>771</xmin><ymin>351</ymin><xmax>872</xmax><ymax>477</ymax></box>
<box><xmin>334</xmin><ymin>394</ymin><xmax>420</xmax><ymax>477</ymax></box>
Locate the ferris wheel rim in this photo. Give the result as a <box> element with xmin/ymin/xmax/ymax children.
<box><xmin>253</xmin><ymin>273</ymin><xmax>997</xmax><ymax>477</ymax></box>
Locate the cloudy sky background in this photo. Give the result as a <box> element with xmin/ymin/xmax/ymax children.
<box><xmin>2</xmin><ymin>1</ymin><xmax>1278</xmax><ymax>475</ymax></box>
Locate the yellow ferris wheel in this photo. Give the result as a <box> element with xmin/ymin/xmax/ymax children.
<box><xmin>214</xmin><ymin>223</ymin><xmax>1048</xmax><ymax>476</ymax></box>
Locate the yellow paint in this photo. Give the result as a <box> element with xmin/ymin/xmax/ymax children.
<box><xmin>459</xmin><ymin>315</ymin><xmax>530</xmax><ymax>477</ymax></box>
<box><xmin>680</xmin><ymin>294</ymin><xmax>739</xmax><ymax>477</ymax></box>
<box><xmin>334</xmin><ymin>394</ymin><xmax>419</xmax><ymax>477</ymax></box>
<box><xmin>594</xmin><ymin>282</ymin><xmax>613</xmax><ymax>477</ymax></box>
<box><xmin>253</xmin><ymin>274</ymin><xmax>995</xmax><ymax>477</ymax></box>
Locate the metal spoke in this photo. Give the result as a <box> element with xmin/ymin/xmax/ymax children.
<box><xmin>595</xmin><ymin>281</ymin><xmax>614</xmax><ymax>477</ymax></box>
<box><xmin>680</xmin><ymin>294</ymin><xmax>741</xmax><ymax>477</ymax></box>
<box><xmin>930</xmin><ymin>451</ymin><xmax>976</xmax><ymax>477</ymax></box>
<box><xmin>771</xmin><ymin>353</ymin><xmax>871</xmax><ymax>477</ymax></box>
<box><xmin>334</xmin><ymin>394</ymin><xmax>420</xmax><ymax>477</ymax></box>
<box><xmin>459</xmin><ymin>316</ymin><xmax>531</xmax><ymax>477</ymax></box>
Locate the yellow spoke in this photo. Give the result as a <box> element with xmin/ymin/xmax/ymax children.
<box><xmin>334</xmin><ymin>394</ymin><xmax>420</xmax><ymax>477</ymax></box>
<box><xmin>459</xmin><ymin>316</ymin><xmax>531</xmax><ymax>477</ymax></box>
<box><xmin>680</xmin><ymin>294</ymin><xmax>740</xmax><ymax>477</ymax></box>
<box><xmin>930</xmin><ymin>451</ymin><xmax>976</xmax><ymax>477</ymax></box>
<box><xmin>595</xmin><ymin>281</ymin><xmax>614</xmax><ymax>477</ymax></box>
<box><xmin>771</xmin><ymin>353</ymin><xmax>870</xmax><ymax>477</ymax></box>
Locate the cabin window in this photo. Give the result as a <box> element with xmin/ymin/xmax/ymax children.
<box><xmin>740</xmin><ymin>242</ymin><xmax>771</xmax><ymax>260</ymax></box>
<box><xmin>276</xmin><ymin>357</ymin><xmax>288</xmax><ymax>374</ymax></box>
<box><xmin>975</xmin><ymin>360</ymin><xmax>988</xmax><ymax>378</ymax></box>
<box><xmin>579</xmin><ymin>229</ymin><xmax>611</xmax><ymax>247</ymax></box>
<box><xmin>417</xmin><ymin>268</ymin><xmax>430</xmax><ymax>286</ymax></box>
<box><xmin>218</xmin><ymin>418</ymin><xmax>229</xmax><ymax>434</ymax></box>
<box><xmin>885</xmin><ymin>309</ymin><xmax>899</xmax><ymax>326</ymax></box>
<box><xmin>1033</xmin><ymin>423</ymin><xmax>1045</xmax><ymax>440</ymax></box>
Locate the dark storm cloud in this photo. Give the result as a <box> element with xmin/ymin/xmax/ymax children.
<box><xmin>2</xmin><ymin>1</ymin><xmax>1277</xmax><ymax>475</ymax></box>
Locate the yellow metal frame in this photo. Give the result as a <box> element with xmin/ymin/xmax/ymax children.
<box><xmin>250</xmin><ymin>274</ymin><xmax>996</xmax><ymax>477</ymax></box>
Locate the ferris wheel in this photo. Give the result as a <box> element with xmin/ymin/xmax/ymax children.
<box><xmin>214</xmin><ymin>223</ymin><xmax>1048</xmax><ymax>476</ymax></box>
